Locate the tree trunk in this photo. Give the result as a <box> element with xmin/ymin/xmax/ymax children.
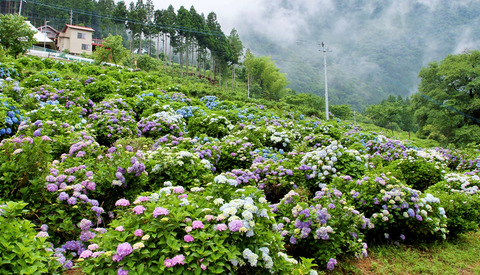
<box><xmin>232</xmin><ymin>66</ymin><xmax>235</xmax><ymax>92</ymax></box>
<box><xmin>185</xmin><ymin>41</ymin><xmax>189</xmax><ymax>76</ymax></box>
<box><xmin>138</xmin><ymin>31</ymin><xmax>142</xmax><ymax>54</ymax></box>
<box><xmin>156</xmin><ymin>34</ymin><xmax>160</xmax><ymax>62</ymax></box>
<box><xmin>247</xmin><ymin>72</ymin><xmax>250</xmax><ymax>98</ymax></box>
<box><xmin>210</xmin><ymin>54</ymin><xmax>213</xmax><ymax>79</ymax></box>
<box><xmin>180</xmin><ymin>51</ymin><xmax>184</xmax><ymax>76</ymax></box>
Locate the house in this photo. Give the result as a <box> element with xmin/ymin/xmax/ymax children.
<box><xmin>37</xmin><ymin>25</ymin><xmax>59</xmax><ymax>45</ymax></box>
<box><xmin>57</xmin><ymin>24</ymin><xmax>95</xmax><ymax>55</ymax></box>
<box><xmin>24</xmin><ymin>21</ymin><xmax>55</xmax><ymax>49</ymax></box>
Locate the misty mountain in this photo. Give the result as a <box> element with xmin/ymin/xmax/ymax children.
<box><xmin>236</xmin><ymin>0</ymin><xmax>480</xmax><ymax>110</ymax></box>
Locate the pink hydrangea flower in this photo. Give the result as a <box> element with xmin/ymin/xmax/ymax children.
<box><xmin>134</xmin><ymin>229</ymin><xmax>143</xmax><ymax>237</ymax></box>
<box><xmin>192</xmin><ymin>220</ymin><xmax>204</xmax><ymax>229</ymax></box>
<box><xmin>115</xmin><ymin>199</ymin><xmax>130</xmax><ymax>207</ymax></box>
<box><xmin>216</xmin><ymin>224</ymin><xmax>227</xmax><ymax>231</ymax></box>
<box><xmin>132</xmin><ymin>205</ymin><xmax>146</xmax><ymax>215</ymax></box>
<box><xmin>79</xmin><ymin>250</ymin><xmax>93</xmax><ymax>258</ymax></box>
<box><xmin>184</xmin><ymin>235</ymin><xmax>194</xmax><ymax>242</ymax></box>
<box><xmin>153</xmin><ymin>207</ymin><xmax>169</xmax><ymax>217</ymax></box>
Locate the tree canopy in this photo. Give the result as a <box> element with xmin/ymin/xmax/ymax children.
<box><xmin>93</xmin><ymin>35</ymin><xmax>128</xmax><ymax>65</ymax></box>
<box><xmin>0</xmin><ymin>14</ymin><xmax>36</xmax><ymax>58</ymax></box>
<box><xmin>411</xmin><ymin>50</ymin><xmax>480</xmax><ymax>146</ymax></box>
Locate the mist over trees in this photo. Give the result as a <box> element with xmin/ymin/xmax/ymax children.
<box><xmin>238</xmin><ymin>0</ymin><xmax>480</xmax><ymax>110</ymax></box>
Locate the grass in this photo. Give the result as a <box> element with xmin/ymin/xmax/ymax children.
<box><xmin>331</xmin><ymin>231</ymin><xmax>480</xmax><ymax>275</ymax></box>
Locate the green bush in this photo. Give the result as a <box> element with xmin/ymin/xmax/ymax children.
<box><xmin>0</xmin><ymin>201</ymin><xmax>61</xmax><ymax>274</ymax></box>
<box><xmin>426</xmin><ymin>172</ymin><xmax>480</xmax><ymax>235</ymax></box>
<box><xmin>388</xmin><ymin>150</ymin><xmax>445</xmax><ymax>191</ymax></box>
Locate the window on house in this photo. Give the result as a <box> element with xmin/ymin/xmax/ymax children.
<box><xmin>81</xmin><ymin>44</ymin><xmax>90</xmax><ymax>50</ymax></box>
<box><xmin>77</xmin><ymin>32</ymin><xmax>86</xmax><ymax>39</ymax></box>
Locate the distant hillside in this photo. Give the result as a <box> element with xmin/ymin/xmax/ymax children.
<box><xmin>237</xmin><ymin>0</ymin><xmax>480</xmax><ymax>110</ymax></box>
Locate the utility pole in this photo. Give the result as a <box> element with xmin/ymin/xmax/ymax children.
<box><xmin>43</xmin><ymin>20</ymin><xmax>50</xmax><ymax>52</ymax></box>
<box><xmin>18</xmin><ymin>0</ymin><xmax>23</xmax><ymax>16</ymax></box>
<box><xmin>321</xmin><ymin>42</ymin><xmax>330</xmax><ymax>121</ymax></box>
<box><xmin>70</xmin><ymin>10</ymin><xmax>73</xmax><ymax>25</ymax></box>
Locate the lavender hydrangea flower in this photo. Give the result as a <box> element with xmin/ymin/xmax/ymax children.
<box><xmin>228</xmin><ymin>220</ymin><xmax>243</xmax><ymax>232</ymax></box>
<box><xmin>134</xmin><ymin>229</ymin><xmax>143</xmax><ymax>237</ymax></box>
<box><xmin>116</xmin><ymin>242</ymin><xmax>133</xmax><ymax>257</ymax></box>
<box><xmin>327</xmin><ymin>258</ymin><xmax>337</xmax><ymax>270</ymax></box>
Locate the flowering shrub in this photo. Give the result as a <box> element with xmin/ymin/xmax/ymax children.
<box><xmin>211</xmin><ymin>137</ymin><xmax>255</xmax><ymax>173</ymax></box>
<box><xmin>78</xmin><ymin>183</ymin><xmax>313</xmax><ymax>274</ymax></box>
<box><xmin>297</xmin><ymin>140</ymin><xmax>366</xmax><ymax>192</ymax></box>
<box><xmin>271</xmin><ymin>188</ymin><xmax>368</xmax><ymax>270</ymax></box>
<box><xmin>137</xmin><ymin>106</ymin><xmax>185</xmax><ymax>139</ymax></box>
<box><xmin>0</xmin><ymin>201</ymin><xmax>61</xmax><ymax>274</ymax></box>
<box><xmin>88</xmin><ymin>98</ymin><xmax>139</xmax><ymax>146</ymax></box>
<box><xmin>83</xmin><ymin>76</ymin><xmax>117</xmax><ymax>102</ymax></box>
<box><xmin>0</xmin><ymin>136</ymin><xmax>53</xmax><ymax>203</ymax></box>
<box><xmin>388</xmin><ymin>149</ymin><xmax>445</xmax><ymax>191</ymax></box>
<box><xmin>146</xmin><ymin>145</ymin><xmax>214</xmax><ymax>188</ymax></box>
<box><xmin>332</xmin><ymin>174</ymin><xmax>448</xmax><ymax>242</ymax></box>
<box><xmin>426</xmin><ymin>172</ymin><xmax>480</xmax><ymax>235</ymax></box>
<box><xmin>0</xmin><ymin>94</ymin><xmax>24</xmax><ymax>138</ymax></box>
<box><xmin>187</xmin><ymin>113</ymin><xmax>233</xmax><ymax>139</ymax></box>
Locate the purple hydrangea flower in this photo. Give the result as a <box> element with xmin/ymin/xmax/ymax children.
<box><xmin>117</xmin><ymin>268</ymin><xmax>129</xmax><ymax>275</ymax></box>
<box><xmin>327</xmin><ymin>258</ymin><xmax>337</xmax><ymax>270</ymax></box>
<box><xmin>134</xmin><ymin>229</ymin><xmax>143</xmax><ymax>237</ymax></box>
<box><xmin>228</xmin><ymin>220</ymin><xmax>243</xmax><ymax>232</ymax></box>
<box><xmin>116</xmin><ymin>242</ymin><xmax>133</xmax><ymax>257</ymax></box>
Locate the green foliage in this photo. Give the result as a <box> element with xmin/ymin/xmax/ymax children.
<box><xmin>412</xmin><ymin>50</ymin><xmax>480</xmax><ymax>146</ymax></box>
<box><xmin>134</xmin><ymin>54</ymin><xmax>159</xmax><ymax>71</ymax></box>
<box><xmin>387</xmin><ymin>150</ymin><xmax>445</xmax><ymax>191</ymax></box>
<box><xmin>366</xmin><ymin>95</ymin><xmax>416</xmax><ymax>135</ymax></box>
<box><xmin>0</xmin><ymin>136</ymin><xmax>53</xmax><ymax>203</ymax></box>
<box><xmin>93</xmin><ymin>35</ymin><xmax>128</xmax><ymax>65</ymax></box>
<box><xmin>244</xmin><ymin>51</ymin><xmax>289</xmax><ymax>101</ymax></box>
<box><xmin>426</xmin><ymin>172</ymin><xmax>480</xmax><ymax>235</ymax></box>
<box><xmin>0</xmin><ymin>201</ymin><xmax>61</xmax><ymax>274</ymax></box>
<box><xmin>0</xmin><ymin>14</ymin><xmax>36</xmax><ymax>58</ymax></box>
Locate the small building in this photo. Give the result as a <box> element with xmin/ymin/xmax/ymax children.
<box><xmin>37</xmin><ymin>25</ymin><xmax>59</xmax><ymax>44</ymax></box>
<box><xmin>57</xmin><ymin>24</ymin><xmax>95</xmax><ymax>55</ymax></box>
<box><xmin>24</xmin><ymin>21</ymin><xmax>55</xmax><ymax>49</ymax></box>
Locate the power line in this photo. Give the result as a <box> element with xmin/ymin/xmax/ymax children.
<box><xmin>18</xmin><ymin>0</ymin><xmax>227</xmax><ymax>37</ymax></box>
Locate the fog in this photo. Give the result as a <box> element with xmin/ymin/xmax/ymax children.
<box><xmin>124</xmin><ymin>0</ymin><xmax>480</xmax><ymax>106</ymax></box>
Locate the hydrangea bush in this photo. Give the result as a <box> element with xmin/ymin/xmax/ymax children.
<box><xmin>78</xmin><ymin>182</ymin><xmax>315</xmax><ymax>274</ymax></box>
<box><xmin>332</xmin><ymin>174</ymin><xmax>448</xmax><ymax>242</ymax></box>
